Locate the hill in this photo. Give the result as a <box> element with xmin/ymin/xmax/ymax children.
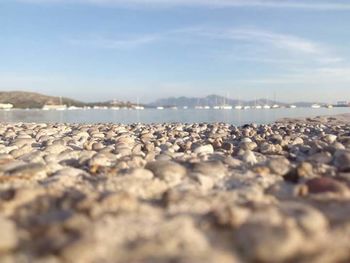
<box><xmin>0</xmin><ymin>91</ymin><xmax>85</xmax><ymax>108</ymax></box>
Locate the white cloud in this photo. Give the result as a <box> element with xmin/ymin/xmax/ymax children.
<box><xmin>196</xmin><ymin>28</ymin><xmax>324</xmax><ymax>55</ymax></box>
<box><xmin>72</xmin><ymin>27</ymin><xmax>340</xmax><ymax>67</ymax></box>
<box><xmin>13</xmin><ymin>0</ymin><xmax>350</xmax><ymax>10</ymax></box>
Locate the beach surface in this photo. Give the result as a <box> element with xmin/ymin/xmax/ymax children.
<box><xmin>0</xmin><ymin>114</ymin><xmax>350</xmax><ymax>263</ymax></box>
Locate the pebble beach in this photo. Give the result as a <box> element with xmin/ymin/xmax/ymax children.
<box><xmin>1</xmin><ymin>114</ymin><xmax>350</xmax><ymax>263</ymax></box>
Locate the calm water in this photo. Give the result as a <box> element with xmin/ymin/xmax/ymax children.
<box><xmin>0</xmin><ymin>108</ymin><xmax>349</xmax><ymax>125</ymax></box>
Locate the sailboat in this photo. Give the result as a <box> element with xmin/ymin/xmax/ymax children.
<box><xmin>220</xmin><ymin>94</ymin><xmax>232</xmax><ymax>109</ymax></box>
<box><xmin>134</xmin><ymin>97</ymin><xmax>145</xmax><ymax>110</ymax></box>
<box><xmin>42</xmin><ymin>96</ymin><xmax>67</xmax><ymax>111</ymax></box>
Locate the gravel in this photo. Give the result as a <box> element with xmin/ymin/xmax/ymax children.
<box><xmin>0</xmin><ymin>116</ymin><xmax>350</xmax><ymax>262</ymax></box>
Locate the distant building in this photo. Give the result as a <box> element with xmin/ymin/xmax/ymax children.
<box><xmin>0</xmin><ymin>103</ymin><xmax>14</xmax><ymax>109</ymax></box>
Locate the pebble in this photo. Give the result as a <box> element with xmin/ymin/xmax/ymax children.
<box><xmin>45</xmin><ymin>144</ymin><xmax>68</xmax><ymax>154</ymax></box>
<box><xmin>323</xmin><ymin>134</ymin><xmax>337</xmax><ymax>144</ymax></box>
<box><xmin>192</xmin><ymin>160</ymin><xmax>227</xmax><ymax>178</ymax></box>
<box><xmin>267</xmin><ymin>157</ymin><xmax>291</xmax><ymax>175</ymax></box>
<box><xmin>306</xmin><ymin>177</ymin><xmax>348</xmax><ymax>194</ymax></box>
<box><xmin>145</xmin><ymin>161</ymin><xmax>186</xmax><ymax>185</ymax></box>
<box><xmin>0</xmin><ymin>118</ymin><xmax>348</xmax><ymax>263</ymax></box>
<box><xmin>193</xmin><ymin>144</ymin><xmax>214</xmax><ymax>155</ymax></box>
<box><xmin>333</xmin><ymin>150</ymin><xmax>350</xmax><ymax>172</ymax></box>
<box><xmin>235</xmin><ymin>222</ymin><xmax>303</xmax><ymax>262</ymax></box>
<box><xmin>0</xmin><ymin>216</ymin><xmax>18</xmax><ymax>252</ymax></box>
<box><xmin>126</xmin><ymin>168</ymin><xmax>154</xmax><ymax>180</ymax></box>
<box><xmin>6</xmin><ymin>162</ymin><xmax>46</xmax><ymax>177</ymax></box>
<box><xmin>240</xmin><ymin>150</ymin><xmax>258</xmax><ymax>165</ymax></box>
<box><xmin>292</xmin><ymin>137</ymin><xmax>304</xmax><ymax>145</ymax></box>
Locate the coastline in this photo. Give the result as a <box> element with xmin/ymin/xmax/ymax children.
<box><xmin>278</xmin><ymin>113</ymin><xmax>350</xmax><ymax>125</ymax></box>
<box><xmin>0</xmin><ymin>114</ymin><xmax>350</xmax><ymax>262</ymax></box>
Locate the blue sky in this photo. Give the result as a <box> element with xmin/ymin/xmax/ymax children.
<box><xmin>1</xmin><ymin>0</ymin><xmax>350</xmax><ymax>103</ymax></box>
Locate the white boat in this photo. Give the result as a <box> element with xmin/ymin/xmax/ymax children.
<box><xmin>272</xmin><ymin>104</ymin><xmax>280</xmax><ymax>109</ymax></box>
<box><xmin>221</xmin><ymin>105</ymin><xmax>233</xmax><ymax>110</ymax></box>
<box><xmin>0</xmin><ymin>103</ymin><xmax>14</xmax><ymax>110</ymax></box>
<box><xmin>255</xmin><ymin>105</ymin><xmax>262</xmax><ymax>109</ymax></box>
<box><xmin>183</xmin><ymin>106</ymin><xmax>188</xmax><ymax>109</ymax></box>
<box><xmin>42</xmin><ymin>97</ymin><xmax>67</xmax><ymax>111</ymax></box>
<box><xmin>244</xmin><ymin>106</ymin><xmax>251</xmax><ymax>110</ymax></box>
<box><xmin>156</xmin><ymin>106</ymin><xmax>164</xmax><ymax>110</ymax></box>
<box><xmin>289</xmin><ymin>105</ymin><xmax>297</xmax><ymax>109</ymax></box>
<box><xmin>134</xmin><ymin>106</ymin><xmax>144</xmax><ymax>110</ymax></box>
<box><xmin>326</xmin><ymin>104</ymin><xmax>333</xmax><ymax>109</ymax></box>
<box><xmin>213</xmin><ymin>106</ymin><xmax>220</xmax><ymax>110</ymax></box>
<box><xmin>42</xmin><ymin>104</ymin><xmax>67</xmax><ymax>111</ymax></box>
<box><xmin>170</xmin><ymin>106</ymin><xmax>178</xmax><ymax>110</ymax></box>
<box><xmin>68</xmin><ymin>106</ymin><xmax>80</xmax><ymax>110</ymax></box>
<box><xmin>195</xmin><ymin>106</ymin><xmax>204</xmax><ymax>110</ymax></box>
<box><xmin>111</xmin><ymin>106</ymin><xmax>120</xmax><ymax>110</ymax></box>
<box><xmin>263</xmin><ymin>105</ymin><xmax>271</xmax><ymax>109</ymax></box>
<box><xmin>235</xmin><ymin>105</ymin><xmax>243</xmax><ymax>110</ymax></box>
<box><xmin>204</xmin><ymin>106</ymin><xmax>211</xmax><ymax>109</ymax></box>
<box><xmin>311</xmin><ymin>104</ymin><xmax>321</xmax><ymax>109</ymax></box>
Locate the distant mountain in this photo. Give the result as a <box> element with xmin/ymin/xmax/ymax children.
<box><xmin>149</xmin><ymin>95</ymin><xmax>290</xmax><ymax>107</ymax></box>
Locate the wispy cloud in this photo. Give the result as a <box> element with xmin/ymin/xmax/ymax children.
<box><xmin>194</xmin><ymin>28</ymin><xmax>324</xmax><ymax>55</ymax></box>
<box><xmin>68</xmin><ymin>27</ymin><xmax>341</xmax><ymax>67</ymax></box>
<box><xmin>14</xmin><ymin>0</ymin><xmax>350</xmax><ymax>10</ymax></box>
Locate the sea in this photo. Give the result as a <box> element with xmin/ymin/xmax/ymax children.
<box><xmin>0</xmin><ymin>108</ymin><xmax>349</xmax><ymax>125</ymax></box>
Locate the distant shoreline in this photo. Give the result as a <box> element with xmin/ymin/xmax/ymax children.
<box><xmin>278</xmin><ymin>113</ymin><xmax>350</xmax><ymax>125</ymax></box>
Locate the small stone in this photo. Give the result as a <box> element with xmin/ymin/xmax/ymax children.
<box><xmin>222</xmin><ymin>142</ymin><xmax>234</xmax><ymax>151</ymax></box>
<box><xmin>193</xmin><ymin>144</ymin><xmax>214</xmax><ymax>155</ymax></box>
<box><xmin>260</xmin><ymin>143</ymin><xmax>276</xmax><ymax>154</ymax></box>
<box><xmin>269</xmin><ymin>134</ymin><xmax>283</xmax><ymax>144</ymax></box>
<box><xmin>0</xmin><ymin>216</ymin><xmax>18</xmax><ymax>252</ymax></box>
<box><xmin>126</xmin><ymin>168</ymin><xmax>154</xmax><ymax>180</ymax></box>
<box><xmin>280</xmin><ymin>202</ymin><xmax>328</xmax><ymax>236</ymax></box>
<box><xmin>334</xmin><ymin>150</ymin><xmax>350</xmax><ymax>172</ymax></box>
<box><xmin>241</xmin><ymin>150</ymin><xmax>258</xmax><ymax>165</ymax></box>
<box><xmin>194</xmin><ymin>174</ymin><xmax>214</xmax><ymax>190</ymax></box>
<box><xmin>323</xmin><ymin>134</ymin><xmax>337</xmax><ymax>144</ymax></box>
<box><xmin>9</xmin><ymin>145</ymin><xmax>33</xmax><ymax>158</ymax></box>
<box><xmin>235</xmin><ymin>222</ymin><xmax>303</xmax><ymax>262</ymax></box>
<box><xmin>267</xmin><ymin>157</ymin><xmax>291</xmax><ymax>176</ymax></box>
<box><xmin>145</xmin><ymin>161</ymin><xmax>186</xmax><ymax>185</ymax></box>
<box><xmin>6</xmin><ymin>162</ymin><xmax>46</xmax><ymax>177</ymax></box>
<box><xmin>11</xmin><ymin>138</ymin><xmax>35</xmax><ymax>147</ymax></box>
<box><xmin>306</xmin><ymin>177</ymin><xmax>348</xmax><ymax>194</ymax></box>
<box><xmin>284</xmin><ymin>162</ymin><xmax>314</xmax><ymax>183</ymax></box>
<box><xmin>307</xmin><ymin>151</ymin><xmax>333</xmax><ymax>164</ymax></box>
<box><xmin>208</xmin><ymin>205</ymin><xmax>250</xmax><ymax>228</ymax></box>
<box><xmin>241</xmin><ymin>137</ymin><xmax>252</xmax><ymax>143</ymax></box>
<box><xmin>89</xmin><ymin>153</ymin><xmax>113</xmax><ymax>167</ymax></box>
<box><xmin>92</xmin><ymin>142</ymin><xmax>104</xmax><ymax>151</ymax></box>
<box><xmin>292</xmin><ymin>137</ymin><xmax>304</xmax><ymax>145</ymax></box>
<box><xmin>192</xmin><ymin>160</ymin><xmax>227</xmax><ymax>178</ymax></box>
<box><xmin>45</xmin><ymin>144</ymin><xmax>68</xmax><ymax>154</ymax></box>
<box><xmin>240</xmin><ymin>141</ymin><xmax>258</xmax><ymax>151</ymax></box>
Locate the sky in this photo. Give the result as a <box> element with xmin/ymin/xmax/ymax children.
<box><xmin>0</xmin><ymin>0</ymin><xmax>350</xmax><ymax>103</ymax></box>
